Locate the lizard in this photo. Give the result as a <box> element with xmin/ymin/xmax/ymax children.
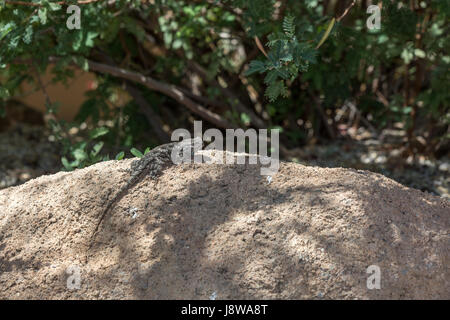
<box><xmin>88</xmin><ymin>137</ymin><xmax>202</xmax><ymax>249</ymax></box>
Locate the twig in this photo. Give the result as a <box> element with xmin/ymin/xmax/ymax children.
<box><xmin>254</xmin><ymin>36</ymin><xmax>268</xmax><ymax>58</ymax></box>
<box><xmin>336</xmin><ymin>0</ymin><xmax>356</xmax><ymax>22</ymax></box>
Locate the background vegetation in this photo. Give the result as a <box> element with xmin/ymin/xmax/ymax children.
<box><xmin>0</xmin><ymin>0</ymin><xmax>449</xmax><ymax>170</ymax></box>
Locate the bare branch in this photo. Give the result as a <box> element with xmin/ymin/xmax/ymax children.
<box><xmin>254</xmin><ymin>36</ymin><xmax>268</xmax><ymax>58</ymax></box>
<box><xmin>48</xmin><ymin>57</ymin><xmax>235</xmax><ymax>129</ymax></box>
<box><xmin>336</xmin><ymin>0</ymin><xmax>356</xmax><ymax>22</ymax></box>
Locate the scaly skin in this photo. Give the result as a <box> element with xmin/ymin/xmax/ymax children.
<box><xmin>88</xmin><ymin>138</ymin><xmax>201</xmax><ymax>249</ymax></box>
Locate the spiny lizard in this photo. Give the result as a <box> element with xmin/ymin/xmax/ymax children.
<box><xmin>88</xmin><ymin>137</ymin><xmax>201</xmax><ymax>248</ymax></box>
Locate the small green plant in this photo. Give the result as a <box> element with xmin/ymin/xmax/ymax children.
<box><xmin>245</xmin><ymin>15</ymin><xmax>319</xmax><ymax>101</ymax></box>
<box><xmin>61</xmin><ymin>129</ymin><xmax>153</xmax><ymax>170</ymax></box>
<box><xmin>61</xmin><ymin>127</ymin><xmax>110</xmax><ymax>171</ymax></box>
<box><xmin>61</xmin><ymin>141</ymin><xmax>108</xmax><ymax>171</ymax></box>
<box><xmin>130</xmin><ymin>147</ymin><xmax>151</xmax><ymax>158</ymax></box>
<box><xmin>115</xmin><ymin>151</ymin><xmax>125</xmax><ymax>160</ymax></box>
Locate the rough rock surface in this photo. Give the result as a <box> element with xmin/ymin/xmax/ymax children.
<box><xmin>0</xmin><ymin>151</ymin><xmax>448</xmax><ymax>299</ymax></box>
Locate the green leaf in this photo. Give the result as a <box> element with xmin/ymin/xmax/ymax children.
<box><xmin>144</xmin><ymin>147</ymin><xmax>151</xmax><ymax>155</ymax></box>
<box><xmin>172</xmin><ymin>38</ymin><xmax>184</xmax><ymax>49</ymax></box>
<box><xmin>61</xmin><ymin>157</ymin><xmax>73</xmax><ymax>171</ymax></box>
<box><xmin>414</xmin><ymin>48</ymin><xmax>426</xmax><ymax>59</ymax></box>
<box><xmin>245</xmin><ymin>60</ymin><xmax>266</xmax><ymax>76</ymax></box>
<box><xmin>130</xmin><ymin>148</ymin><xmax>144</xmax><ymax>158</ymax></box>
<box><xmin>90</xmin><ymin>142</ymin><xmax>104</xmax><ymax>157</ymax></box>
<box><xmin>73</xmin><ymin>148</ymin><xmax>88</xmax><ymax>162</ymax></box>
<box><xmin>72</xmin><ymin>31</ymin><xmax>83</xmax><ymax>51</ymax></box>
<box><xmin>0</xmin><ymin>22</ymin><xmax>15</xmax><ymax>41</ymax></box>
<box><xmin>302</xmin><ymin>47</ymin><xmax>317</xmax><ymax>64</ymax></box>
<box><xmin>115</xmin><ymin>151</ymin><xmax>125</xmax><ymax>160</ymax></box>
<box><xmin>89</xmin><ymin>127</ymin><xmax>109</xmax><ymax>139</ymax></box>
<box><xmin>240</xmin><ymin>113</ymin><xmax>251</xmax><ymax>125</ymax></box>
<box><xmin>85</xmin><ymin>31</ymin><xmax>99</xmax><ymax>48</ymax></box>
<box><xmin>264</xmin><ymin>69</ymin><xmax>280</xmax><ymax>84</ymax></box>
<box><xmin>23</xmin><ymin>25</ymin><xmax>33</xmax><ymax>44</ymax></box>
<box><xmin>316</xmin><ymin>18</ymin><xmax>335</xmax><ymax>49</ymax></box>
<box><xmin>38</xmin><ymin>7</ymin><xmax>47</xmax><ymax>25</ymax></box>
<box><xmin>49</xmin><ymin>2</ymin><xmax>62</xmax><ymax>11</ymax></box>
<box><xmin>283</xmin><ymin>15</ymin><xmax>295</xmax><ymax>37</ymax></box>
<box><xmin>265</xmin><ymin>80</ymin><xmax>287</xmax><ymax>102</ymax></box>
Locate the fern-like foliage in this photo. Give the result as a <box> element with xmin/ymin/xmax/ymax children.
<box><xmin>246</xmin><ymin>15</ymin><xmax>317</xmax><ymax>101</ymax></box>
<box><xmin>282</xmin><ymin>14</ymin><xmax>295</xmax><ymax>38</ymax></box>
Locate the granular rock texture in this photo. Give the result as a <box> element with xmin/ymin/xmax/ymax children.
<box><xmin>0</xmin><ymin>151</ymin><xmax>448</xmax><ymax>299</ymax></box>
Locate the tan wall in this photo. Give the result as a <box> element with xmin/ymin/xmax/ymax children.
<box><xmin>15</xmin><ymin>66</ymin><xmax>97</xmax><ymax>121</ymax></box>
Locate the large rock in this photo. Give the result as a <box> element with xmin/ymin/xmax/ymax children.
<box><xmin>0</xmin><ymin>152</ymin><xmax>448</xmax><ymax>299</ymax></box>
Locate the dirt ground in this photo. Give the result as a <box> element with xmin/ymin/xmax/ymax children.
<box><xmin>0</xmin><ymin>151</ymin><xmax>448</xmax><ymax>299</ymax></box>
